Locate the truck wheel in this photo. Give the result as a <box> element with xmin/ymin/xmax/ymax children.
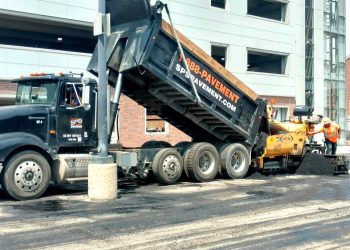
<box><xmin>220</xmin><ymin>143</ymin><xmax>250</xmax><ymax>179</ymax></box>
<box><xmin>183</xmin><ymin>147</ymin><xmax>191</xmax><ymax>177</ymax></box>
<box><xmin>152</xmin><ymin>148</ymin><xmax>183</xmax><ymax>185</ymax></box>
<box><xmin>2</xmin><ymin>151</ymin><xmax>51</xmax><ymax>200</ymax></box>
<box><xmin>184</xmin><ymin>143</ymin><xmax>219</xmax><ymax>182</ymax></box>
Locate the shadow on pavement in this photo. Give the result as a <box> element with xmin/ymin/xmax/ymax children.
<box><xmin>0</xmin><ymin>179</ymin><xmax>149</xmax><ymax>201</ymax></box>
<box><xmin>0</xmin><ymin>183</ymin><xmax>87</xmax><ymax>201</ymax></box>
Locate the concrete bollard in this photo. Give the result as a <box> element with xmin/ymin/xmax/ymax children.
<box><xmin>88</xmin><ymin>163</ymin><xmax>118</xmax><ymax>201</ymax></box>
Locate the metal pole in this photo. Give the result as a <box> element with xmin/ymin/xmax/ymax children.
<box><xmin>164</xmin><ymin>4</ymin><xmax>201</xmax><ymax>104</ymax></box>
<box><xmin>88</xmin><ymin>0</ymin><xmax>116</xmax><ymax>201</ymax></box>
<box><xmin>108</xmin><ymin>73</ymin><xmax>123</xmax><ymax>143</ymax></box>
<box><xmin>97</xmin><ymin>0</ymin><xmax>108</xmax><ymax>158</ymax></box>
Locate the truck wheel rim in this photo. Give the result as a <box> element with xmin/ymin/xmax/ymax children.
<box><xmin>230</xmin><ymin>151</ymin><xmax>246</xmax><ymax>173</ymax></box>
<box><xmin>162</xmin><ymin>155</ymin><xmax>180</xmax><ymax>178</ymax></box>
<box><xmin>14</xmin><ymin>161</ymin><xmax>43</xmax><ymax>192</ymax></box>
<box><xmin>199</xmin><ymin>151</ymin><xmax>215</xmax><ymax>174</ymax></box>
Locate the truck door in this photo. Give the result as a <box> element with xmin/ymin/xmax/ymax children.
<box><xmin>57</xmin><ymin>82</ymin><xmax>94</xmax><ymax>148</ymax></box>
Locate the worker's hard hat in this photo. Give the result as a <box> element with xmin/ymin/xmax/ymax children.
<box><xmin>322</xmin><ymin>117</ymin><xmax>331</xmax><ymax>125</ymax></box>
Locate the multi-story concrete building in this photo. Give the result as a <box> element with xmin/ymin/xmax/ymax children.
<box><xmin>346</xmin><ymin>55</ymin><xmax>350</xmax><ymax>143</ymax></box>
<box><xmin>320</xmin><ymin>0</ymin><xmax>346</xmax><ymax>143</ymax></box>
<box><xmin>0</xmin><ymin>0</ymin><xmax>346</xmax><ymax>146</ymax></box>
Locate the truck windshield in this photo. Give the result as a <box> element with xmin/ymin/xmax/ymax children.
<box><xmin>16</xmin><ymin>81</ymin><xmax>58</xmax><ymax>105</ymax></box>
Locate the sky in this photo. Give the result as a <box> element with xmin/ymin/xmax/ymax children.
<box><xmin>347</xmin><ymin>2</ymin><xmax>350</xmax><ymax>55</ymax></box>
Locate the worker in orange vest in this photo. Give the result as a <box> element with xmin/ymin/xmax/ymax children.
<box><xmin>308</xmin><ymin>117</ymin><xmax>341</xmax><ymax>155</ymax></box>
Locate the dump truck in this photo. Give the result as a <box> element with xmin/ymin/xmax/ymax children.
<box><xmin>0</xmin><ymin>0</ymin><xmax>316</xmax><ymax>200</ymax></box>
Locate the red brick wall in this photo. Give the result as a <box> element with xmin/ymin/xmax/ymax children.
<box><xmin>117</xmin><ymin>95</ymin><xmax>191</xmax><ymax>148</ymax></box>
<box><xmin>261</xmin><ymin>95</ymin><xmax>296</xmax><ymax>119</ymax></box>
<box><xmin>346</xmin><ymin>57</ymin><xmax>350</xmax><ymax>116</ymax></box>
<box><xmin>0</xmin><ymin>82</ymin><xmax>17</xmax><ymax>95</ymax></box>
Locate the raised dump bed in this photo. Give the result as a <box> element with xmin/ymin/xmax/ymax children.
<box><xmin>88</xmin><ymin>0</ymin><xmax>268</xmax><ymax>145</ymax></box>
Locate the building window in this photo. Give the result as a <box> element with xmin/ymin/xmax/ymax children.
<box><xmin>325</xmin><ymin>35</ymin><xmax>338</xmax><ymax>74</ymax></box>
<box><xmin>211</xmin><ymin>0</ymin><xmax>226</xmax><ymax>9</ymax></box>
<box><xmin>325</xmin><ymin>0</ymin><xmax>338</xmax><ymax>27</ymax></box>
<box><xmin>273</xmin><ymin>107</ymin><xmax>289</xmax><ymax>122</ymax></box>
<box><xmin>60</xmin><ymin>83</ymin><xmax>83</xmax><ymax>107</ymax></box>
<box><xmin>247</xmin><ymin>0</ymin><xmax>287</xmax><ymax>22</ymax></box>
<box><xmin>211</xmin><ymin>45</ymin><xmax>227</xmax><ymax>67</ymax></box>
<box><xmin>247</xmin><ymin>50</ymin><xmax>287</xmax><ymax>74</ymax></box>
<box><xmin>145</xmin><ymin>110</ymin><xmax>168</xmax><ymax>133</ymax></box>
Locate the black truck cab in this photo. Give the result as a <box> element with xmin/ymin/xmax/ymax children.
<box><xmin>12</xmin><ymin>73</ymin><xmax>97</xmax><ymax>151</ymax></box>
<box><xmin>0</xmin><ymin>73</ymin><xmax>97</xmax><ymax>200</ymax></box>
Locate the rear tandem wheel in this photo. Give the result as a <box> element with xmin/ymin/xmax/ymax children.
<box><xmin>152</xmin><ymin>148</ymin><xmax>183</xmax><ymax>185</ymax></box>
<box><xmin>220</xmin><ymin>143</ymin><xmax>250</xmax><ymax>179</ymax></box>
<box><xmin>184</xmin><ymin>143</ymin><xmax>220</xmax><ymax>182</ymax></box>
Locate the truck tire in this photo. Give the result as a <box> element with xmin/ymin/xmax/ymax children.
<box><xmin>220</xmin><ymin>143</ymin><xmax>250</xmax><ymax>179</ymax></box>
<box><xmin>182</xmin><ymin>147</ymin><xmax>191</xmax><ymax>177</ymax></box>
<box><xmin>184</xmin><ymin>143</ymin><xmax>219</xmax><ymax>182</ymax></box>
<box><xmin>152</xmin><ymin>148</ymin><xmax>183</xmax><ymax>185</ymax></box>
<box><xmin>2</xmin><ymin>151</ymin><xmax>51</xmax><ymax>200</ymax></box>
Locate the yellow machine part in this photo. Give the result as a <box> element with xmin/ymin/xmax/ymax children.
<box><xmin>270</xmin><ymin>120</ymin><xmax>306</xmax><ymax>134</ymax></box>
<box><xmin>257</xmin><ymin>118</ymin><xmax>308</xmax><ymax>169</ymax></box>
<box><xmin>268</xmin><ymin>120</ymin><xmax>307</xmax><ymax>155</ymax></box>
<box><xmin>264</xmin><ymin>132</ymin><xmax>306</xmax><ymax>158</ymax></box>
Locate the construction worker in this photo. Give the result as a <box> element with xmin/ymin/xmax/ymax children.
<box><xmin>308</xmin><ymin>117</ymin><xmax>341</xmax><ymax>155</ymax></box>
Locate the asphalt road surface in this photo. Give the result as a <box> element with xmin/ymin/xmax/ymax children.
<box><xmin>0</xmin><ymin>174</ymin><xmax>350</xmax><ymax>249</ymax></box>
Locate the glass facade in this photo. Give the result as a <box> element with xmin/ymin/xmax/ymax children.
<box><xmin>323</xmin><ymin>0</ymin><xmax>346</xmax><ymax>142</ymax></box>
<box><xmin>305</xmin><ymin>0</ymin><xmax>314</xmax><ymax>108</ymax></box>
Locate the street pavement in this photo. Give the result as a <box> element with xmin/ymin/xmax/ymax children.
<box><xmin>0</xmin><ymin>174</ymin><xmax>350</xmax><ymax>249</ymax></box>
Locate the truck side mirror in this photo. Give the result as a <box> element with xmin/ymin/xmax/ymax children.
<box><xmin>81</xmin><ymin>78</ymin><xmax>91</xmax><ymax>109</ymax></box>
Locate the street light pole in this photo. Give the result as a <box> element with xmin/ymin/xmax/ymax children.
<box><xmin>97</xmin><ymin>0</ymin><xmax>108</xmax><ymax>158</ymax></box>
<box><xmin>88</xmin><ymin>0</ymin><xmax>117</xmax><ymax>201</ymax></box>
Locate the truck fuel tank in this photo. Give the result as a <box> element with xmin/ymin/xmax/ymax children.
<box><xmin>52</xmin><ymin>154</ymin><xmax>93</xmax><ymax>184</ymax></box>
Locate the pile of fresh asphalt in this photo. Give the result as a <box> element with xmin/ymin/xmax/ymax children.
<box><xmin>295</xmin><ymin>153</ymin><xmax>334</xmax><ymax>175</ymax></box>
<box><xmin>247</xmin><ymin>153</ymin><xmax>335</xmax><ymax>179</ymax></box>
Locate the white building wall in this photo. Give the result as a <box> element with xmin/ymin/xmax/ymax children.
<box><xmin>0</xmin><ymin>0</ymin><xmax>310</xmax><ymax>107</ymax></box>
<box><xmin>313</xmin><ymin>0</ymin><xmax>325</xmax><ymax>116</ymax></box>
<box><xmin>163</xmin><ymin>0</ymin><xmax>305</xmax><ymax>101</ymax></box>
<box><xmin>293</xmin><ymin>0</ymin><xmax>306</xmax><ymax>105</ymax></box>
<box><xmin>0</xmin><ymin>45</ymin><xmax>91</xmax><ymax>80</ymax></box>
<box><xmin>0</xmin><ymin>0</ymin><xmax>97</xmax><ymax>22</ymax></box>
<box><xmin>0</xmin><ymin>0</ymin><xmax>97</xmax><ymax>80</ymax></box>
